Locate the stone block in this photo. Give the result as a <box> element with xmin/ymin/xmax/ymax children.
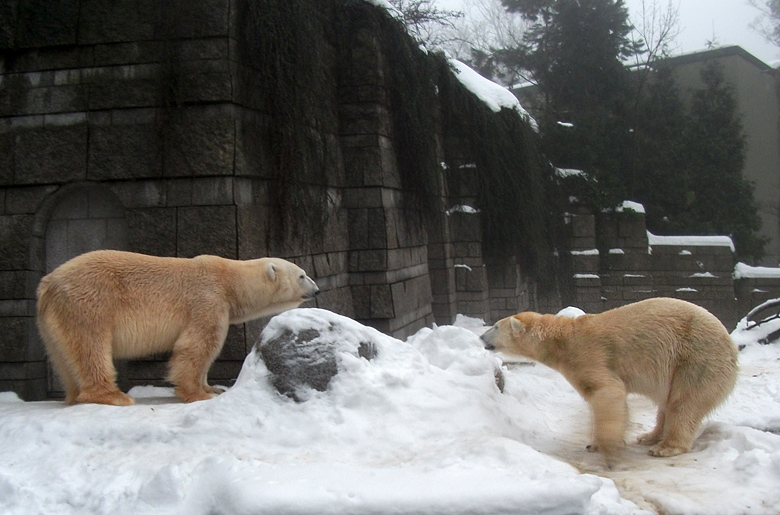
<box><xmin>158</xmin><ymin>0</ymin><xmax>230</xmax><ymax>39</ymax></box>
<box><xmin>126</xmin><ymin>207</ymin><xmax>177</xmax><ymax>257</ymax></box>
<box><xmin>109</xmin><ymin>180</ymin><xmax>165</xmax><ymax>209</ymax></box>
<box><xmin>342</xmin><ymin>144</ymin><xmax>383</xmax><ymax>187</ymax></box>
<box><xmin>176</xmin><ymin>205</ymin><xmax>236</xmax><ymax>258</ymax></box>
<box><xmin>93</xmin><ymin>41</ymin><xmax>164</xmax><ymax>66</ymax></box>
<box><xmin>5</xmin><ymin>185</ymin><xmax>57</xmax><ymax>214</ymax></box>
<box><xmin>163</xmin><ymin>115</ymin><xmax>235</xmax><ymax>177</ymax></box>
<box><xmin>0</xmin><ymin>133</ymin><xmax>14</xmax><ymax>185</ymax></box>
<box><xmin>570</xmin><ymin>213</ymin><xmax>596</xmax><ymax>240</ymax></box>
<box><xmin>15</xmin><ymin>0</ymin><xmax>79</xmax><ymax>48</ymax></box>
<box><xmin>88</xmin><ymin>77</ymin><xmax>161</xmax><ymax>110</ymax></box>
<box><xmin>618</xmin><ymin>215</ymin><xmax>647</xmax><ymax>240</ymax></box>
<box><xmin>370</xmin><ymin>284</ymin><xmax>394</xmax><ymax>318</ymax></box>
<box><xmin>367</xmin><ymin>208</ymin><xmax>388</xmax><ymax>248</ymax></box>
<box><xmin>0</xmin><ymin>316</ymin><xmax>29</xmax><ymax>361</ymax></box>
<box><xmin>570</xmin><ymin>253</ymin><xmax>599</xmax><ymax>274</ymax></box>
<box><xmin>15</xmin><ymin>127</ymin><xmax>88</xmax><ymax>184</ymax></box>
<box><xmin>23</xmin><ymin>84</ymin><xmax>87</xmax><ymax>114</ymax></box>
<box><xmin>236</xmin><ymin>205</ymin><xmax>268</xmax><ymax>259</ymax></box>
<box><xmin>78</xmin><ymin>0</ymin><xmax>159</xmax><ymax>44</ymax></box>
<box><xmin>0</xmin><ymin>215</ymin><xmax>32</xmax><ymax>269</ymax></box>
<box><xmin>88</xmin><ymin>124</ymin><xmax>162</xmax><ymax>180</ymax></box>
<box><xmin>0</xmin><ymin>0</ymin><xmax>18</xmax><ymax>49</ymax></box>
<box><xmin>449</xmin><ymin>212</ymin><xmax>481</xmax><ymax>242</ymax></box>
<box><xmin>192</xmin><ymin>177</ymin><xmax>234</xmax><ymax>205</ymax></box>
<box><xmin>0</xmin><ymin>271</ymin><xmax>28</xmax><ymax>299</ymax></box>
<box><xmin>220</xmin><ymin>324</ymin><xmax>246</xmax><ymax>360</ymax></box>
<box><xmin>177</xmin><ymin>63</ymin><xmax>233</xmax><ymax>103</ymax></box>
<box><xmin>339</xmin><ymin>103</ymin><xmax>392</xmax><ymax>137</ymax></box>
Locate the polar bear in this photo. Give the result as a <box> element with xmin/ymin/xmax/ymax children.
<box><xmin>481</xmin><ymin>297</ymin><xmax>738</xmax><ymax>460</ymax></box>
<box><xmin>37</xmin><ymin>250</ymin><xmax>319</xmax><ymax>406</ymax></box>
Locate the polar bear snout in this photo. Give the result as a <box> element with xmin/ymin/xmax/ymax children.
<box><xmin>301</xmin><ymin>275</ymin><xmax>320</xmax><ymax>300</ymax></box>
<box><xmin>481</xmin><ymin>326</ymin><xmax>498</xmax><ymax>350</ymax></box>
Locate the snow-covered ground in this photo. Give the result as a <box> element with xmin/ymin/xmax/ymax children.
<box><xmin>1</xmin><ymin>307</ymin><xmax>780</xmax><ymax>515</ymax></box>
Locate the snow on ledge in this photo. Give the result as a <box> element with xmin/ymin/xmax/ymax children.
<box><xmin>734</xmin><ymin>262</ymin><xmax>780</xmax><ymax>279</ymax></box>
<box><xmin>556</xmin><ymin>168</ymin><xmax>586</xmax><ymax>179</ymax></box>
<box><xmin>616</xmin><ymin>200</ymin><xmax>645</xmax><ymax>214</ymax></box>
<box><xmin>446</xmin><ymin>205</ymin><xmax>480</xmax><ymax>215</ymax></box>
<box><xmin>647</xmin><ymin>231</ymin><xmax>735</xmax><ymax>252</ymax></box>
<box><xmin>448</xmin><ymin>58</ymin><xmax>538</xmax><ymax>130</ymax></box>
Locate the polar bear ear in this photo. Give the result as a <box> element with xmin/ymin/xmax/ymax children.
<box><xmin>266</xmin><ymin>262</ymin><xmax>277</xmax><ymax>281</ymax></box>
<box><xmin>509</xmin><ymin>317</ymin><xmax>526</xmax><ymax>334</ymax></box>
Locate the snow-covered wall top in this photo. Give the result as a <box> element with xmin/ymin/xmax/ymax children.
<box><xmin>448</xmin><ymin>58</ymin><xmax>538</xmax><ymax>130</ymax></box>
<box><xmin>734</xmin><ymin>262</ymin><xmax>780</xmax><ymax>279</ymax></box>
<box><xmin>648</xmin><ymin>231</ymin><xmax>735</xmax><ymax>252</ymax></box>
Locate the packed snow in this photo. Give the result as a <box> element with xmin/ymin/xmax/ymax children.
<box><xmin>647</xmin><ymin>231</ymin><xmax>736</xmax><ymax>252</ymax></box>
<box><xmin>447</xmin><ymin>57</ymin><xmax>539</xmax><ymax>130</ymax></box>
<box><xmin>1</xmin><ymin>307</ymin><xmax>780</xmax><ymax>515</ymax></box>
<box><xmin>734</xmin><ymin>262</ymin><xmax>780</xmax><ymax>279</ymax></box>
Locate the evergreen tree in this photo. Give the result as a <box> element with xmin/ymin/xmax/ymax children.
<box><xmin>631</xmin><ymin>67</ymin><xmax>691</xmax><ymax>230</ymax></box>
<box><xmin>502</xmin><ymin>0</ymin><xmax>642</xmax><ymax>206</ymax></box>
<box><xmin>675</xmin><ymin>61</ymin><xmax>765</xmax><ymax>261</ymax></box>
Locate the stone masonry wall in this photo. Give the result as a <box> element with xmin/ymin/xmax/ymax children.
<box><xmin>0</xmin><ymin>0</ymin><xmax>542</xmax><ymax>399</ymax></box>
<box><xmin>567</xmin><ymin>206</ymin><xmax>780</xmax><ymax>330</ymax></box>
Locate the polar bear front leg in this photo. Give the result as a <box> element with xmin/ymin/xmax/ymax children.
<box><xmin>584</xmin><ymin>376</ymin><xmax>628</xmax><ymax>461</ymax></box>
<box><xmin>168</xmin><ymin>316</ymin><xmax>229</xmax><ymax>403</ymax></box>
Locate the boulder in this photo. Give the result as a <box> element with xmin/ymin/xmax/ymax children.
<box><xmin>256</xmin><ymin>308</ymin><xmax>379</xmax><ymax>401</ymax></box>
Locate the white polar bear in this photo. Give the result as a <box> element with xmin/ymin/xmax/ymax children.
<box><xmin>37</xmin><ymin>250</ymin><xmax>319</xmax><ymax>406</ymax></box>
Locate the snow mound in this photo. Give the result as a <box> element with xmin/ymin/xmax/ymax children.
<box><xmin>0</xmin><ymin>308</ymin><xmax>638</xmax><ymax>515</ymax></box>
<box><xmin>3</xmin><ymin>307</ymin><xmax>780</xmax><ymax>514</ymax></box>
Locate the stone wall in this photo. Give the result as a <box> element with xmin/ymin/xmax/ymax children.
<box><xmin>0</xmin><ymin>0</ymin><xmax>544</xmax><ymax>399</ymax></box>
<box><xmin>567</xmin><ymin>206</ymin><xmax>780</xmax><ymax>329</ymax></box>
<box><xmin>6</xmin><ymin>0</ymin><xmax>763</xmax><ymax>402</ymax></box>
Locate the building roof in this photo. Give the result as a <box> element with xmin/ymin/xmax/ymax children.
<box><xmin>655</xmin><ymin>45</ymin><xmax>773</xmax><ymax>72</ymax></box>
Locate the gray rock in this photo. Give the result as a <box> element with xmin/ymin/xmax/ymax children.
<box><xmin>257</xmin><ymin>310</ymin><xmax>378</xmax><ymax>401</ymax></box>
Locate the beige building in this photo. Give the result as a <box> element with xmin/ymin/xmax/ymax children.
<box><xmin>657</xmin><ymin>46</ymin><xmax>780</xmax><ymax>266</ymax></box>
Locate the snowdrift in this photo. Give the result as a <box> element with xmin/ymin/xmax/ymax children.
<box><xmin>1</xmin><ymin>308</ymin><xmax>779</xmax><ymax>514</ymax></box>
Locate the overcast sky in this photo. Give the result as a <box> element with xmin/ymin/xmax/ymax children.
<box><xmin>436</xmin><ymin>0</ymin><xmax>780</xmax><ymax>65</ymax></box>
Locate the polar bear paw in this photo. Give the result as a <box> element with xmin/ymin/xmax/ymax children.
<box><xmin>649</xmin><ymin>442</ymin><xmax>687</xmax><ymax>457</ymax></box>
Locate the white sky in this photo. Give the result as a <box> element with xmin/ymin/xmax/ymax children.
<box><xmin>437</xmin><ymin>0</ymin><xmax>780</xmax><ymax>65</ymax></box>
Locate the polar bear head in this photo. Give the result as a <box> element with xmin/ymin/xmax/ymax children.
<box><xmin>481</xmin><ymin>312</ymin><xmax>547</xmax><ymax>361</ymax></box>
<box><xmin>264</xmin><ymin>257</ymin><xmax>320</xmax><ymax>304</ymax></box>
<box><xmin>230</xmin><ymin>257</ymin><xmax>320</xmax><ymax>323</ymax></box>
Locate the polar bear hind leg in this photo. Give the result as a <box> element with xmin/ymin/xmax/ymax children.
<box><xmin>650</xmin><ymin>365</ymin><xmax>726</xmax><ymax>457</ymax></box>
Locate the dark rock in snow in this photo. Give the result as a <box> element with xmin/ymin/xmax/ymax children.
<box><xmin>256</xmin><ymin>309</ymin><xmax>379</xmax><ymax>401</ymax></box>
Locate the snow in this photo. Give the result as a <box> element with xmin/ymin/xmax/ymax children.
<box><xmin>447</xmin><ymin>58</ymin><xmax>539</xmax><ymax>130</ymax></box>
<box><xmin>2</xmin><ymin>307</ymin><xmax>780</xmax><ymax>515</ymax></box>
<box><xmin>446</xmin><ymin>205</ymin><xmax>480</xmax><ymax>215</ymax></box>
<box><xmin>602</xmin><ymin>201</ymin><xmax>646</xmax><ymax>214</ymax></box>
<box><xmin>556</xmin><ymin>167</ymin><xmax>586</xmax><ymax>178</ymax></box>
<box><xmin>734</xmin><ymin>262</ymin><xmax>780</xmax><ymax>279</ymax></box>
<box><xmin>689</xmin><ymin>272</ymin><xmax>717</xmax><ymax>278</ymax></box>
<box><xmin>647</xmin><ymin>231</ymin><xmax>736</xmax><ymax>252</ymax></box>
<box><xmin>616</xmin><ymin>201</ymin><xmax>646</xmax><ymax>214</ymax></box>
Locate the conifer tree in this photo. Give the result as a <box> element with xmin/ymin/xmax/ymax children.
<box><xmin>502</xmin><ymin>0</ymin><xmax>642</xmax><ymax>205</ymax></box>
<box><xmin>631</xmin><ymin>67</ymin><xmax>691</xmax><ymax>230</ymax></box>
<box><xmin>676</xmin><ymin>61</ymin><xmax>765</xmax><ymax>260</ymax></box>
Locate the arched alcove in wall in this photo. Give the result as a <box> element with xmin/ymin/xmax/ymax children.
<box><xmin>43</xmin><ymin>184</ymin><xmax>128</xmax><ymax>272</ymax></box>
<box><xmin>30</xmin><ymin>183</ymin><xmax>128</xmax><ymax>397</ymax></box>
